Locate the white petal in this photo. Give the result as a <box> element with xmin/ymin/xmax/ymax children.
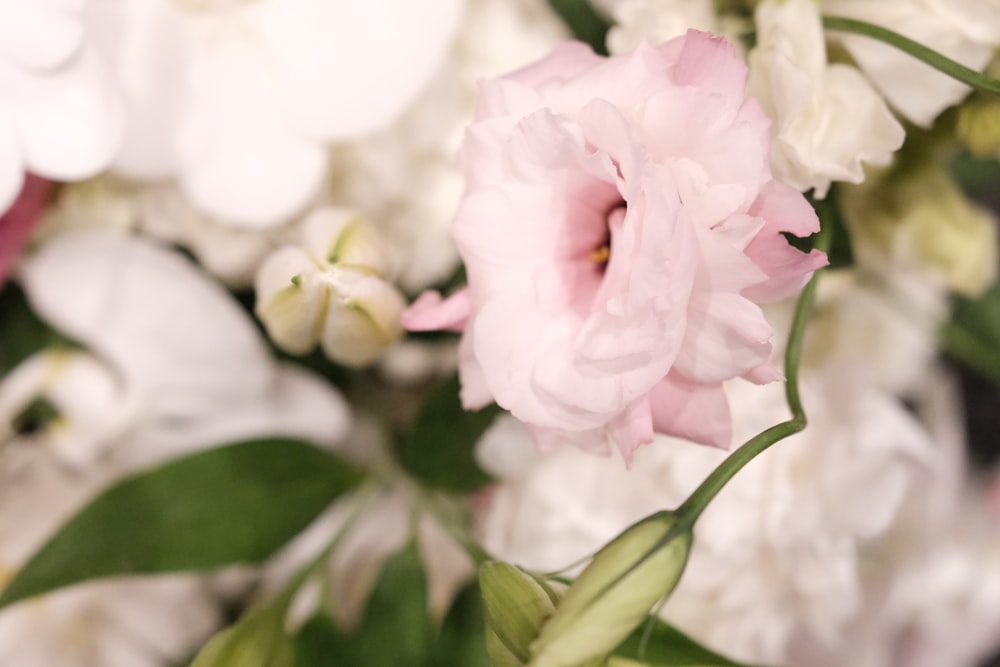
<box><xmin>2</xmin><ymin>47</ymin><xmax>122</xmax><ymax>180</ymax></box>
<box><xmin>253</xmin><ymin>0</ymin><xmax>462</xmax><ymax>140</ymax></box>
<box><xmin>176</xmin><ymin>32</ymin><xmax>325</xmax><ymax>227</ymax></box>
<box><xmin>254</xmin><ymin>246</ymin><xmax>325</xmax><ymax>354</ymax></box>
<box><xmin>0</xmin><ymin>0</ymin><xmax>83</xmax><ymax>70</ymax></box>
<box><xmin>85</xmin><ymin>0</ymin><xmax>192</xmax><ymax>180</ymax></box>
<box><xmin>19</xmin><ymin>231</ymin><xmax>276</xmax><ymax>419</ymax></box>
<box><xmin>0</xmin><ymin>116</ymin><xmax>24</xmax><ymax>214</ymax></box>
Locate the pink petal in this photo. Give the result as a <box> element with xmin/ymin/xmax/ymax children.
<box><xmin>400</xmin><ymin>289</ymin><xmax>471</xmax><ymax>332</ymax></box>
<box><xmin>649</xmin><ymin>373</ymin><xmax>732</xmax><ymax>449</ymax></box>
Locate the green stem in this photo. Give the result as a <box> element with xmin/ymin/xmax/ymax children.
<box><xmin>822</xmin><ymin>16</ymin><xmax>1000</xmax><ymax>96</ymax></box>
<box><xmin>675</xmin><ymin>220</ymin><xmax>833</xmax><ymax>525</ymax></box>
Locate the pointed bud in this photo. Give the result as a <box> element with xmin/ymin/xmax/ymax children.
<box><xmin>528</xmin><ymin>511</ymin><xmax>692</xmax><ymax>667</ymax></box>
<box><xmin>479</xmin><ymin>561</ymin><xmax>560</xmax><ymax>667</ymax></box>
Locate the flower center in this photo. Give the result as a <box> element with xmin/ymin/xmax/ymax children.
<box><xmin>591</xmin><ymin>201</ymin><xmax>625</xmax><ymax>268</ymax></box>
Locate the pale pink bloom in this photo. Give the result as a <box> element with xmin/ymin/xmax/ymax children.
<box><xmin>404</xmin><ymin>31</ymin><xmax>826</xmax><ymax>462</ymax></box>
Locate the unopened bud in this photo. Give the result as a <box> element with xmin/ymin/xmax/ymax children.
<box><xmin>528</xmin><ymin>511</ymin><xmax>692</xmax><ymax>667</ymax></box>
<box><xmin>255</xmin><ymin>208</ymin><xmax>406</xmax><ymax>367</ymax></box>
<box><xmin>480</xmin><ymin>561</ymin><xmax>560</xmax><ymax>667</ymax></box>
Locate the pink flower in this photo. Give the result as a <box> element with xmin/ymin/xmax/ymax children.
<box><xmin>404</xmin><ymin>31</ymin><xmax>826</xmax><ymax>462</ymax></box>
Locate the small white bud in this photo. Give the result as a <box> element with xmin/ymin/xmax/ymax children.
<box><xmin>255</xmin><ymin>208</ymin><xmax>406</xmax><ymax>367</ymax></box>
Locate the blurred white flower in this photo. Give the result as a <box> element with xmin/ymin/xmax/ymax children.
<box><xmin>823</xmin><ymin>0</ymin><xmax>1000</xmax><ymax>126</ymax></box>
<box><xmin>799</xmin><ymin>268</ymin><xmax>947</xmax><ymax>396</ymax></box>
<box><xmin>16</xmin><ymin>230</ymin><xmax>351</xmax><ymax>466</ymax></box>
<box><xmin>0</xmin><ymin>349</ymin><xmax>140</xmax><ymax>469</ymax></box>
<box><xmin>477</xmin><ymin>369</ymin><xmax>933</xmax><ymax>665</ymax></box>
<box><xmin>38</xmin><ymin>175</ymin><xmax>293</xmax><ymax>287</ymax></box>
<box><xmin>0</xmin><ymin>0</ymin><xmax>122</xmax><ymax>214</ymax></box>
<box><xmin>591</xmin><ymin>0</ymin><xmax>719</xmax><ymax>54</ymax></box>
<box><xmin>839</xmin><ymin>163</ymin><xmax>999</xmax><ymax>298</ymax></box>
<box><xmin>795</xmin><ymin>370</ymin><xmax>1000</xmax><ymax>667</ymax></box>
<box><xmin>85</xmin><ymin>0</ymin><xmax>462</xmax><ymax>227</ymax></box>
<box><xmin>255</xmin><ymin>207</ymin><xmax>406</xmax><ymax>367</ymax></box>
<box><xmin>0</xmin><ymin>452</ymin><xmax>220</xmax><ymax>667</ymax></box>
<box><xmin>749</xmin><ymin>0</ymin><xmax>904</xmax><ymax>197</ymax></box>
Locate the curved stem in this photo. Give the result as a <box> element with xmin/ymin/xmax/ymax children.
<box><xmin>822</xmin><ymin>16</ymin><xmax>1000</xmax><ymax>96</ymax></box>
<box><xmin>675</xmin><ymin>219</ymin><xmax>834</xmax><ymax>526</ymax></box>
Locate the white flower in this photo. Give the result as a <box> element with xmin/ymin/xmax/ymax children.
<box><xmin>839</xmin><ymin>163</ymin><xmax>999</xmax><ymax>298</ymax></box>
<box><xmin>823</xmin><ymin>0</ymin><xmax>1000</xmax><ymax>126</ymax></box>
<box><xmin>797</xmin><ymin>370</ymin><xmax>1000</xmax><ymax>667</ymax></box>
<box><xmin>0</xmin><ymin>454</ymin><xmax>220</xmax><ymax>667</ymax></box>
<box><xmin>799</xmin><ymin>268</ymin><xmax>947</xmax><ymax>396</ymax></box>
<box><xmin>255</xmin><ymin>208</ymin><xmax>407</xmax><ymax>367</ymax></box>
<box><xmin>86</xmin><ymin>0</ymin><xmax>462</xmax><ymax>227</ymax></box>
<box><xmin>591</xmin><ymin>0</ymin><xmax>719</xmax><ymax>54</ymax></box>
<box><xmin>0</xmin><ymin>0</ymin><xmax>122</xmax><ymax>213</ymax></box>
<box><xmin>17</xmin><ymin>230</ymin><xmax>351</xmax><ymax>467</ymax></box>
<box><xmin>749</xmin><ymin>0</ymin><xmax>904</xmax><ymax>197</ymax></box>
<box><xmin>0</xmin><ymin>349</ymin><xmax>140</xmax><ymax>469</ymax></box>
<box><xmin>477</xmin><ymin>369</ymin><xmax>933</xmax><ymax>665</ymax></box>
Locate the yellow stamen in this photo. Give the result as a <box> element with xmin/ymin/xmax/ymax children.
<box><xmin>590</xmin><ymin>245</ymin><xmax>610</xmax><ymax>263</ymax></box>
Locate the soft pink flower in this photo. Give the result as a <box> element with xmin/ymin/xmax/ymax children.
<box><xmin>404</xmin><ymin>31</ymin><xmax>826</xmax><ymax>462</ymax></box>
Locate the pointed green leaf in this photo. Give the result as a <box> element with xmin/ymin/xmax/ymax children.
<box><xmin>0</xmin><ymin>438</ymin><xmax>364</xmax><ymax>608</ymax></box>
<box><xmin>397</xmin><ymin>373</ymin><xmax>499</xmax><ymax>493</ymax></box>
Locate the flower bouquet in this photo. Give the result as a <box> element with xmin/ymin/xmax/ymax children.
<box><xmin>2</xmin><ymin>1</ymin><xmax>1000</xmax><ymax>666</ymax></box>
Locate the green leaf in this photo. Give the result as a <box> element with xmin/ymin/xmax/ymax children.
<box><xmin>346</xmin><ymin>544</ymin><xmax>435</xmax><ymax>665</ymax></box>
<box><xmin>0</xmin><ymin>283</ymin><xmax>75</xmax><ymax>375</ymax></box>
<box><xmin>614</xmin><ymin>617</ymin><xmax>758</xmax><ymax>667</ymax></box>
<box><xmin>291</xmin><ymin>554</ymin><xmax>490</xmax><ymax>667</ymax></box>
<box><xmin>292</xmin><ymin>544</ymin><xmax>435</xmax><ymax>667</ymax></box>
<box><xmin>397</xmin><ymin>373</ymin><xmax>499</xmax><ymax>493</ymax></box>
<box><xmin>293</xmin><ymin>612</ymin><xmax>352</xmax><ymax>666</ymax></box>
<box><xmin>192</xmin><ymin>605</ymin><xmax>295</xmax><ymax>667</ymax></box>
<box><xmin>547</xmin><ymin>0</ymin><xmax>611</xmax><ymax>55</ymax></box>
<box><xmin>431</xmin><ymin>582</ymin><xmax>491</xmax><ymax>667</ymax></box>
<box><xmin>0</xmin><ymin>438</ymin><xmax>364</xmax><ymax>608</ymax></box>
<box><xmin>944</xmin><ymin>280</ymin><xmax>1000</xmax><ymax>385</ymax></box>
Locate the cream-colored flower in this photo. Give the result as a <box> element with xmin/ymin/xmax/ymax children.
<box><xmin>839</xmin><ymin>162</ymin><xmax>999</xmax><ymax>297</ymax></box>
<box><xmin>749</xmin><ymin>0</ymin><xmax>904</xmax><ymax>197</ymax></box>
<box><xmin>823</xmin><ymin>0</ymin><xmax>1000</xmax><ymax>127</ymax></box>
<box><xmin>592</xmin><ymin>0</ymin><xmax>719</xmax><ymax>54</ymax></box>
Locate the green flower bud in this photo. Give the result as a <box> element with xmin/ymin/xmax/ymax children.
<box><xmin>528</xmin><ymin>511</ymin><xmax>692</xmax><ymax>667</ymax></box>
<box><xmin>480</xmin><ymin>561</ymin><xmax>560</xmax><ymax>667</ymax></box>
